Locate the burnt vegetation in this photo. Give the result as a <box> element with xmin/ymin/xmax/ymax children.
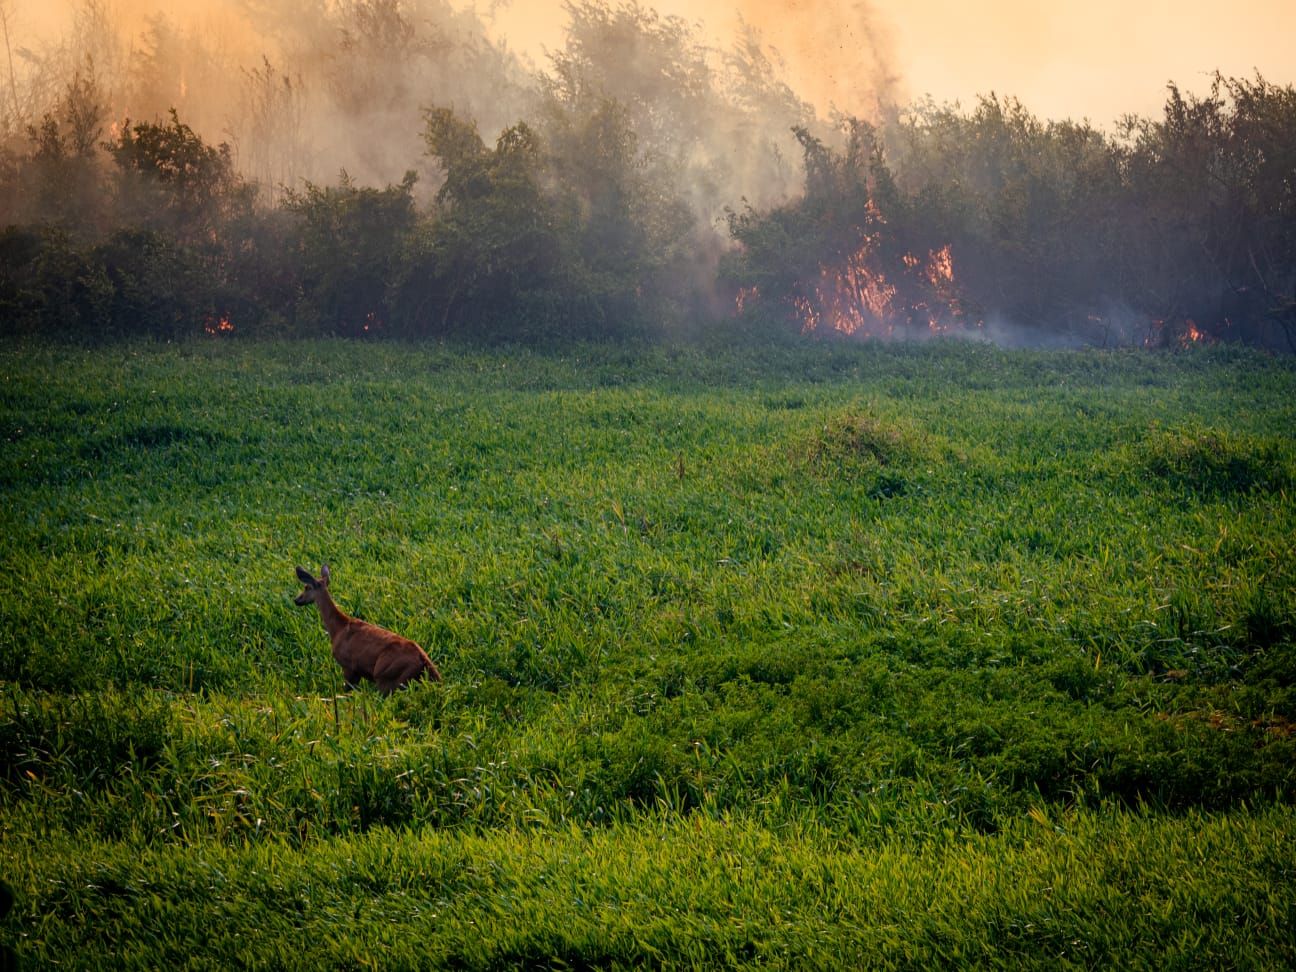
<box><xmin>0</xmin><ymin>1</ymin><xmax>1293</xmax><ymax>350</ymax></box>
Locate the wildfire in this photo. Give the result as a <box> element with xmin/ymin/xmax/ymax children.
<box><xmin>1145</xmin><ymin>317</ymin><xmax>1213</xmax><ymax>349</ymax></box>
<box><xmin>1180</xmin><ymin>319</ymin><xmax>1206</xmax><ymax>347</ymax></box>
<box><xmin>791</xmin><ymin>239</ymin><xmax>968</xmax><ymax>338</ymax></box>
<box><xmin>806</xmin><ymin>238</ymin><xmax>900</xmax><ymax>337</ymax></box>
<box><xmin>203</xmin><ymin>314</ymin><xmax>235</xmax><ymax>336</ymax></box>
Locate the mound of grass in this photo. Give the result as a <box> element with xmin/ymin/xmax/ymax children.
<box><xmin>791</xmin><ymin>409</ymin><xmax>932</xmax><ymax>498</ymax></box>
<box><xmin>1138</xmin><ymin>426</ymin><xmax>1294</xmax><ymax>497</ymax></box>
<box><xmin>800</xmin><ymin>410</ymin><xmax>923</xmax><ymax>469</ymax></box>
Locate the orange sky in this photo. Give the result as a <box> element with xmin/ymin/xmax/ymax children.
<box><xmin>888</xmin><ymin>0</ymin><xmax>1296</xmax><ymax>123</ymax></box>
<box><xmin>490</xmin><ymin>0</ymin><xmax>1296</xmax><ymax>124</ymax></box>
<box><xmin>18</xmin><ymin>0</ymin><xmax>1296</xmax><ymax>125</ymax></box>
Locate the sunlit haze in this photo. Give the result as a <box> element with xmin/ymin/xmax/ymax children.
<box><xmin>17</xmin><ymin>0</ymin><xmax>1295</xmax><ymax>125</ymax></box>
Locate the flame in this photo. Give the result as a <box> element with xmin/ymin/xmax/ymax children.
<box><xmin>796</xmin><ymin>233</ymin><xmax>900</xmax><ymax>337</ymax></box>
<box><xmin>792</xmin><ymin>294</ymin><xmax>820</xmax><ymax>332</ymax></box>
<box><xmin>1180</xmin><ymin>319</ymin><xmax>1206</xmax><ymax>347</ymax></box>
<box><xmin>203</xmin><ymin>314</ymin><xmax>235</xmax><ymax>336</ymax></box>
<box><xmin>828</xmin><ymin>246</ymin><xmax>898</xmax><ymax>335</ymax></box>
<box><xmin>1146</xmin><ymin>317</ymin><xmax>1214</xmax><ymax>349</ymax></box>
<box><xmin>731</xmin><ymin>191</ymin><xmax>975</xmax><ymax>338</ymax></box>
<box><xmin>795</xmin><ymin>238</ymin><xmax>968</xmax><ymax>338</ymax></box>
<box><xmin>925</xmin><ymin>245</ymin><xmax>954</xmax><ymax>287</ymax></box>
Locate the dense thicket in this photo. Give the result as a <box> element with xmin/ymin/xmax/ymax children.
<box><xmin>0</xmin><ymin>2</ymin><xmax>1293</xmax><ymax>348</ymax></box>
<box><xmin>727</xmin><ymin>76</ymin><xmax>1296</xmax><ymax>350</ymax></box>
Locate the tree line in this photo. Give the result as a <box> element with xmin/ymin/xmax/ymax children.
<box><xmin>0</xmin><ymin>5</ymin><xmax>1292</xmax><ymax>349</ymax></box>
<box><xmin>728</xmin><ymin>75</ymin><xmax>1296</xmax><ymax>350</ymax></box>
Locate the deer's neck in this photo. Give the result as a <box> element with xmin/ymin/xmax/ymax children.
<box><xmin>314</xmin><ymin>592</ymin><xmax>351</xmax><ymax>640</ymax></box>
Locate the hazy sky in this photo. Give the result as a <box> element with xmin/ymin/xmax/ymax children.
<box><xmin>18</xmin><ymin>0</ymin><xmax>1296</xmax><ymax>125</ymax></box>
<box><xmin>886</xmin><ymin>0</ymin><xmax>1296</xmax><ymax>123</ymax></box>
<box><xmin>494</xmin><ymin>0</ymin><xmax>1296</xmax><ymax>124</ymax></box>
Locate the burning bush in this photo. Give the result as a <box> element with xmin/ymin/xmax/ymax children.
<box><xmin>724</xmin><ymin>122</ymin><xmax>978</xmax><ymax>340</ymax></box>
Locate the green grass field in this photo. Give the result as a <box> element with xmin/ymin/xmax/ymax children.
<box><xmin>2</xmin><ymin>338</ymin><xmax>1294</xmax><ymax>968</ymax></box>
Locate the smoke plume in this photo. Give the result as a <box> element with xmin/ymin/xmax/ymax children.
<box><xmin>2</xmin><ymin>0</ymin><xmax>901</xmax><ymax>211</ymax></box>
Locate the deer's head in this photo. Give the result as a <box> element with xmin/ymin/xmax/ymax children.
<box><xmin>294</xmin><ymin>564</ymin><xmax>331</xmax><ymax>605</ymax></box>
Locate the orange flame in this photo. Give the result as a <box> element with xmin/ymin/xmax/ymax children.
<box><xmin>203</xmin><ymin>314</ymin><xmax>235</xmax><ymax>336</ymax></box>
<box><xmin>1146</xmin><ymin>317</ymin><xmax>1214</xmax><ymax>349</ymax></box>
<box><xmin>1179</xmin><ymin>319</ymin><xmax>1207</xmax><ymax>347</ymax></box>
<box><xmin>806</xmin><ymin>238</ymin><xmax>899</xmax><ymax>336</ymax></box>
<box><xmin>925</xmin><ymin>245</ymin><xmax>954</xmax><ymax>287</ymax></box>
<box><xmin>795</xmin><ymin>238</ymin><xmax>968</xmax><ymax>338</ymax></box>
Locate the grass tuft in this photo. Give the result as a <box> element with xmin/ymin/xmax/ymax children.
<box><xmin>1139</xmin><ymin>426</ymin><xmax>1294</xmax><ymax>497</ymax></box>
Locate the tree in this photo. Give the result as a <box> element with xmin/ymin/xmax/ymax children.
<box><xmin>16</xmin><ymin>58</ymin><xmax>109</xmax><ymax>233</ymax></box>
<box><xmin>284</xmin><ymin>170</ymin><xmax>417</xmax><ymax>337</ymax></box>
<box><xmin>390</xmin><ymin>109</ymin><xmax>569</xmax><ymax>339</ymax></box>
<box><xmin>106</xmin><ymin>108</ymin><xmax>250</xmax><ymax>246</ymax></box>
<box><xmin>540</xmin><ymin>93</ymin><xmax>694</xmax><ymax>325</ymax></box>
<box><xmin>1122</xmin><ymin>74</ymin><xmax>1296</xmax><ymax>349</ymax></box>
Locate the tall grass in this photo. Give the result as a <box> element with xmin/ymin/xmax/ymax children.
<box><xmin>7</xmin><ymin>808</ymin><xmax>1295</xmax><ymax>969</ymax></box>
<box><xmin>1</xmin><ymin>338</ymin><xmax>1294</xmax><ymax>965</ymax></box>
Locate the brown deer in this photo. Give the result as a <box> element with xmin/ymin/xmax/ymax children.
<box><xmin>294</xmin><ymin>564</ymin><xmax>441</xmax><ymax>693</ymax></box>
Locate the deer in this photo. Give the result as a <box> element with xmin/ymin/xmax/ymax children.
<box><xmin>293</xmin><ymin>564</ymin><xmax>442</xmax><ymax>694</ymax></box>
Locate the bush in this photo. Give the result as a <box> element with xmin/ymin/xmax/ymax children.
<box><xmin>0</xmin><ymin>225</ymin><xmax>111</xmax><ymax>337</ymax></box>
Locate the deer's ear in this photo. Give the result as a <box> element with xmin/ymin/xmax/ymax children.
<box><xmin>296</xmin><ymin>566</ymin><xmax>316</xmax><ymax>586</ymax></box>
<box><xmin>320</xmin><ymin>564</ymin><xmax>331</xmax><ymax>585</ymax></box>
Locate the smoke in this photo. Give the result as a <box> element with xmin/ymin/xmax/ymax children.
<box><xmin>489</xmin><ymin>1</ymin><xmax>903</xmax><ymax>120</ymax></box>
<box><xmin>3</xmin><ymin>0</ymin><xmax>900</xmax><ymax>210</ymax></box>
<box><xmin>725</xmin><ymin>1</ymin><xmax>903</xmax><ymax>119</ymax></box>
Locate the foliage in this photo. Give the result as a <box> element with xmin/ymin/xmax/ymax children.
<box><xmin>538</xmin><ymin>94</ymin><xmax>696</xmax><ymax>328</ymax></box>
<box><xmin>0</xmin><ymin>5</ymin><xmax>1293</xmax><ymax>349</ymax></box>
<box><xmin>399</xmin><ymin>111</ymin><xmax>571</xmax><ymax>338</ymax></box>
<box><xmin>7</xmin><ymin>60</ymin><xmax>110</xmax><ymax>233</ymax></box>
<box><xmin>91</xmin><ymin>227</ymin><xmax>211</xmax><ymax>338</ymax></box>
<box><xmin>105</xmin><ymin>109</ymin><xmax>253</xmax><ymax>248</ymax></box>
<box><xmin>884</xmin><ymin>96</ymin><xmax>1127</xmax><ymax>337</ymax></box>
<box><xmin>390</xmin><ymin>98</ymin><xmax>696</xmax><ymax>340</ymax></box>
<box><xmin>0</xmin><ymin>225</ymin><xmax>111</xmax><ymax>336</ymax></box>
<box><xmin>1120</xmin><ymin>74</ymin><xmax>1296</xmax><ymax>349</ymax></box>
<box><xmin>725</xmin><ymin>77</ymin><xmax>1296</xmax><ymax>349</ymax></box>
<box><xmin>284</xmin><ymin>171</ymin><xmax>418</xmax><ymax>337</ymax></box>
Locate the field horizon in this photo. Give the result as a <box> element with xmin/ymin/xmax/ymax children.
<box><xmin>2</xmin><ymin>337</ymin><xmax>1294</xmax><ymax>967</ymax></box>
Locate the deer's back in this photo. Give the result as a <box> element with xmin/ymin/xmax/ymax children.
<box><xmin>333</xmin><ymin>619</ymin><xmax>440</xmax><ymax>686</ymax></box>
